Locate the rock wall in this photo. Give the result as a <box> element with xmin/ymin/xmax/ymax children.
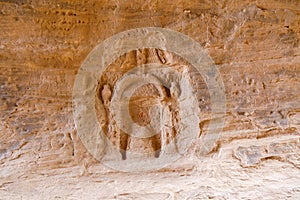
<box><xmin>0</xmin><ymin>0</ymin><xmax>299</xmax><ymax>199</ymax></box>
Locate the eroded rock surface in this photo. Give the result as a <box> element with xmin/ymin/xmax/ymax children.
<box><xmin>234</xmin><ymin>138</ymin><xmax>300</xmax><ymax>168</ymax></box>
<box><xmin>0</xmin><ymin>0</ymin><xmax>299</xmax><ymax>199</ymax></box>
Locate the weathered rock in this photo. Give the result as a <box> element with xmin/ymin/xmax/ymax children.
<box><xmin>0</xmin><ymin>0</ymin><xmax>299</xmax><ymax>199</ymax></box>
<box><xmin>234</xmin><ymin>138</ymin><xmax>300</xmax><ymax>168</ymax></box>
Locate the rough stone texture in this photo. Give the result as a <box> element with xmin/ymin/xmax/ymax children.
<box><xmin>0</xmin><ymin>0</ymin><xmax>299</xmax><ymax>199</ymax></box>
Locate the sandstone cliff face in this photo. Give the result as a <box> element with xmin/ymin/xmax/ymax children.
<box><xmin>0</xmin><ymin>0</ymin><xmax>299</xmax><ymax>199</ymax></box>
